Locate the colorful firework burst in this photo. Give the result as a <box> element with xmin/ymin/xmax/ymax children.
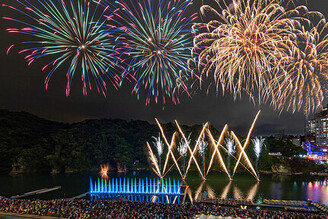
<box><xmin>113</xmin><ymin>0</ymin><xmax>198</xmax><ymax>105</ymax></box>
<box><xmin>192</xmin><ymin>0</ymin><xmax>300</xmax><ymax>103</ymax></box>
<box><xmin>3</xmin><ymin>0</ymin><xmax>122</xmax><ymax>96</ymax></box>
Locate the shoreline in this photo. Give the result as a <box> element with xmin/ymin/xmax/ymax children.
<box><xmin>5</xmin><ymin>168</ymin><xmax>328</xmax><ymax>176</ymax></box>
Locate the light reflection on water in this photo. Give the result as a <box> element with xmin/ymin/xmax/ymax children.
<box><xmin>0</xmin><ymin>171</ymin><xmax>327</xmax><ymax>205</ymax></box>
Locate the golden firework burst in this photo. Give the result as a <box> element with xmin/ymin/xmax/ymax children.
<box><xmin>193</xmin><ymin>0</ymin><xmax>298</xmax><ymax>101</ymax></box>
<box><xmin>192</xmin><ymin>0</ymin><xmax>326</xmax><ymax>115</ymax></box>
<box><xmin>268</xmin><ymin>10</ymin><xmax>328</xmax><ymax>115</ymax></box>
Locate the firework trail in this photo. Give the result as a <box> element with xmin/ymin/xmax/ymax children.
<box><xmin>191</xmin><ymin>0</ymin><xmax>303</xmax><ymax>104</ymax></box>
<box><xmin>3</xmin><ymin>0</ymin><xmax>122</xmax><ymax>96</ymax></box>
<box><xmin>113</xmin><ymin>0</ymin><xmax>198</xmax><ymax>105</ymax></box>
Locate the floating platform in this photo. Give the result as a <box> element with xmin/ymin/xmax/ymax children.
<box><xmin>10</xmin><ymin>186</ymin><xmax>61</xmax><ymax>199</ymax></box>
<box><xmin>67</xmin><ymin>192</ymin><xmax>89</xmax><ymax>200</ymax></box>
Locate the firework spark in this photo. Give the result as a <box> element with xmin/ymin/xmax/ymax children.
<box><xmin>3</xmin><ymin>0</ymin><xmax>122</xmax><ymax>96</ymax></box>
<box><xmin>192</xmin><ymin>0</ymin><xmax>300</xmax><ymax>103</ymax></box>
<box><xmin>114</xmin><ymin>0</ymin><xmax>197</xmax><ymax>105</ymax></box>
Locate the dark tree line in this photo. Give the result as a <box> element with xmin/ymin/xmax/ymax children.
<box><xmin>0</xmin><ymin>109</ymin><xmax>321</xmax><ymax>175</ymax></box>
<box><xmin>0</xmin><ymin>110</ymin><xmax>157</xmax><ymax>174</ymax></box>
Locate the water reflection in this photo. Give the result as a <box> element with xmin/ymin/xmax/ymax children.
<box><xmin>246</xmin><ymin>182</ymin><xmax>259</xmax><ymax>200</ymax></box>
<box><xmin>0</xmin><ymin>172</ymin><xmax>327</xmax><ymax>205</ymax></box>
<box><xmin>304</xmin><ymin>180</ymin><xmax>328</xmax><ymax>204</ymax></box>
<box><xmin>221</xmin><ymin>181</ymin><xmax>232</xmax><ymax>199</ymax></box>
<box><xmin>90</xmin><ymin>194</ymin><xmax>181</xmax><ymax>204</ymax></box>
<box><xmin>183</xmin><ymin>178</ymin><xmax>328</xmax><ymax>205</ymax></box>
<box><xmin>185</xmin><ymin>180</ymin><xmax>260</xmax><ymax>202</ymax></box>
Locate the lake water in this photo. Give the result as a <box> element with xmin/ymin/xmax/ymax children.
<box><xmin>0</xmin><ymin>170</ymin><xmax>327</xmax><ymax>205</ymax></box>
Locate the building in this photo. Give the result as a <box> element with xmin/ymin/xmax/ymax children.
<box><xmin>305</xmin><ymin>104</ymin><xmax>328</xmax><ymax>146</ymax></box>
<box><xmin>302</xmin><ymin>142</ymin><xmax>328</xmax><ymax>161</ymax></box>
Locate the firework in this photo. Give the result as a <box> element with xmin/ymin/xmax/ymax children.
<box><xmin>178</xmin><ymin>133</ymin><xmax>191</xmax><ymax>174</ymax></box>
<box><xmin>198</xmin><ymin>139</ymin><xmax>208</xmax><ymax>177</ymax></box>
<box><xmin>114</xmin><ymin>0</ymin><xmax>197</xmax><ymax>105</ymax></box>
<box><xmin>267</xmin><ymin>10</ymin><xmax>328</xmax><ymax>115</ymax></box>
<box><xmin>252</xmin><ymin>137</ymin><xmax>265</xmax><ymax>158</ymax></box>
<box><xmin>206</xmin><ymin>125</ymin><xmax>232</xmax><ymax>180</ymax></box>
<box><xmin>225</xmin><ymin>138</ymin><xmax>236</xmax><ymax>155</ymax></box>
<box><xmin>155</xmin><ymin>119</ymin><xmax>183</xmax><ymax>179</ymax></box>
<box><xmin>3</xmin><ymin>0</ymin><xmax>122</xmax><ymax>96</ymax></box>
<box><xmin>252</xmin><ymin>136</ymin><xmax>265</xmax><ymax>175</ymax></box>
<box><xmin>192</xmin><ymin>0</ymin><xmax>300</xmax><ymax>103</ymax></box>
<box><xmin>146</xmin><ymin>142</ymin><xmax>162</xmax><ymax>177</ymax></box>
<box><xmin>152</xmin><ymin>133</ymin><xmax>164</xmax><ymax>171</ymax></box>
<box><xmin>100</xmin><ymin>164</ymin><xmax>110</xmax><ymax>179</ymax></box>
<box><xmin>198</xmin><ymin>140</ymin><xmax>208</xmax><ymax>156</ymax></box>
<box><xmin>232</xmin><ymin>111</ymin><xmax>261</xmax><ymax>181</ymax></box>
<box><xmin>225</xmin><ymin>137</ymin><xmax>236</xmax><ymax>172</ymax></box>
<box><xmin>178</xmin><ymin>138</ymin><xmax>189</xmax><ymax>157</ymax></box>
<box><xmin>148</xmin><ymin>111</ymin><xmax>261</xmax><ymax>181</ymax></box>
<box><xmin>177</xmin><ymin>122</ymin><xmax>208</xmax><ymax>180</ymax></box>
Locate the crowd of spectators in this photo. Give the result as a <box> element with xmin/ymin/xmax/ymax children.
<box><xmin>0</xmin><ymin>198</ymin><xmax>327</xmax><ymax>218</ymax></box>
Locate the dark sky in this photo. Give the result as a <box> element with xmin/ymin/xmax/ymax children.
<box><xmin>1</xmin><ymin>0</ymin><xmax>328</xmax><ymax>136</ymax></box>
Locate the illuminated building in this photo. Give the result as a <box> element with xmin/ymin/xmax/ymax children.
<box><xmin>305</xmin><ymin>105</ymin><xmax>328</xmax><ymax>146</ymax></box>
<box><xmin>302</xmin><ymin>142</ymin><xmax>328</xmax><ymax>161</ymax></box>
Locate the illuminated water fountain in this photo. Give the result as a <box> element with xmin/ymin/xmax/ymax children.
<box><xmin>90</xmin><ymin>177</ymin><xmax>181</xmax><ymax>195</ymax></box>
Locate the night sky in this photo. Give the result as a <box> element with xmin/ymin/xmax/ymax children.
<box><xmin>1</xmin><ymin>0</ymin><xmax>328</xmax><ymax>136</ymax></box>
